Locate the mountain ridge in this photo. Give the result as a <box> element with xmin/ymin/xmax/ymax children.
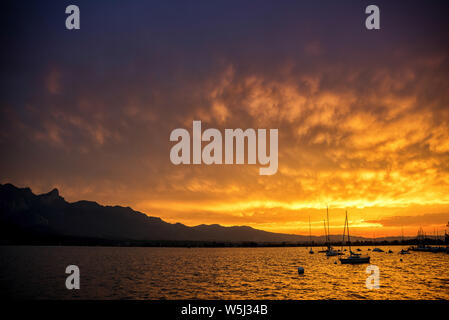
<box><xmin>0</xmin><ymin>183</ymin><xmax>311</xmax><ymax>243</ymax></box>
<box><xmin>0</xmin><ymin>183</ymin><xmax>412</xmax><ymax>244</ymax></box>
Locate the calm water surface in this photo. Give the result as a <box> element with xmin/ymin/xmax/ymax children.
<box><xmin>1</xmin><ymin>246</ymin><xmax>448</xmax><ymax>299</ymax></box>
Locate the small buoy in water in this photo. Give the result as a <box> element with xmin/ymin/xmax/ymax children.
<box><xmin>334</xmin><ymin>261</ymin><xmax>337</xmax><ymax>264</ymax></box>
<box><xmin>298</xmin><ymin>267</ymin><xmax>304</xmax><ymax>274</ymax></box>
<box><xmin>400</xmin><ymin>258</ymin><xmax>403</xmax><ymax>262</ymax></box>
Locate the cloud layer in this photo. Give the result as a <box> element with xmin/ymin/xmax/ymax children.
<box><xmin>1</xmin><ymin>0</ymin><xmax>449</xmax><ymax>236</ymax></box>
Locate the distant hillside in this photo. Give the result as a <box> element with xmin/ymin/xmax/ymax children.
<box><xmin>0</xmin><ymin>183</ymin><xmax>313</xmax><ymax>243</ymax></box>
<box><xmin>0</xmin><ymin>183</ymin><xmax>415</xmax><ymax>245</ymax></box>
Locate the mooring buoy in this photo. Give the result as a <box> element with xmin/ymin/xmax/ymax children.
<box><xmin>298</xmin><ymin>267</ymin><xmax>304</xmax><ymax>274</ymax></box>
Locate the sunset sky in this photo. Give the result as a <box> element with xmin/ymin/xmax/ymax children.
<box><xmin>1</xmin><ymin>0</ymin><xmax>449</xmax><ymax>237</ymax></box>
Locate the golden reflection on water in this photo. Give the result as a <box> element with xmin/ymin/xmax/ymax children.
<box><xmin>0</xmin><ymin>246</ymin><xmax>448</xmax><ymax>299</ymax></box>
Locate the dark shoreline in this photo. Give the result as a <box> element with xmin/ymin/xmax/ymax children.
<box><xmin>1</xmin><ymin>237</ymin><xmax>445</xmax><ymax>248</ymax></box>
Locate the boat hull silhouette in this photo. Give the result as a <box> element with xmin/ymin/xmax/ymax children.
<box><xmin>339</xmin><ymin>256</ymin><xmax>371</xmax><ymax>264</ymax></box>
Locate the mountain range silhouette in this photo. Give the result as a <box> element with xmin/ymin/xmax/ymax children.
<box><xmin>0</xmin><ymin>183</ymin><xmax>405</xmax><ymax>245</ymax></box>
<box><xmin>0</xmin><ymin>183</ymin><xmax>315</xmax><ymax>244</ymax></box>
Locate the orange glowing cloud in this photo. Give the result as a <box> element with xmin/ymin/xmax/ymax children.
<box><xmin>2</xmin><ymin>2</ymin><xmax>449</xmax><ymax>238</ymax></box>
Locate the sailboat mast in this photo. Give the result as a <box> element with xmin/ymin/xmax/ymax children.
<box><xmin>341</xmin><ymin>212</ymin><xmax>347</xmax><ymax>253</ymax></box>
<box><xmin>327</xmin><ymin>205</ymin><xmax>330</xmax><ymax>245</ymax></box>
<box><xmin>323</xmin><ymin>220</ymin><xmax>327</xmax><ymax>247</ymax></box>
<box><xmin>309</xmin><ymin>216</ymin><xmax>312</xmax><ymax>245</ymax></box>
<box><xmin>346</xmin><ymin>211</ymin><xmax>351</xmax><ymax>252</ymax></box>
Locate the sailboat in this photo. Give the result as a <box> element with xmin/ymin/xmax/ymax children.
<box><xmin>399</xmin><ymin>227</ymin><xmax>410</xmax><ymax>255</ymax></box>
<box><xmin>372</xmin><ymin>232</ymin><xmax>384</xmax><ymax>252</ymax></box>
<box><xmin>308</xmin><ymin>217</ymin><xmax>314</xmax><ymax>254</ymax></box>
<box><xmin>318</xmin><ymin>220</ymin><xmax>329</xmax><ymax>253</ymax></box>
<box><xmin>323</xmin><ymin>206</ymin><xmax>339</xmax><ymax>256</ymax></box>
<box><xmin>444</xmin><ymin>229</ymin><xmax>449</xmax><ymax>253</ymax></box>
<box><xmin>339</xmin><ymin>211</ymin><xmax>371</xmax><ymax>264</ymax></box>
<box><xmin>370</xmin><ymin>231</ymin><xmax>384</xmax><ymax>252</ymax></box>
<box><xmin>410</xmin><ymin>227</ymin><xmax>432</xmax><ymax>252</ymax></box>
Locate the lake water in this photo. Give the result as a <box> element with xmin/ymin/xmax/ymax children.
<box><xmin>1</xmin><ymin>245</ymin><xmax>448</xmax><ymax>299</ymax></box>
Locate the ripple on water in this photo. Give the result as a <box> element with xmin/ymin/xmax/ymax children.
<box><xmin>0</xmin><ymin>246</ymin><xmax>448</xmax><ymax>299</ymax></box>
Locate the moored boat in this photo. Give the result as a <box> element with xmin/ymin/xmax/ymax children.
<box><xmin>308</xmin><ymin>216</ymin><xmax>314</xmax><ymax>254</ymax></box>
<box><xmin>321</xmin><ymin>206</ymin><xmax>342</xmax><ymax>256</ymax></box>
<box><xmin>339</xmin><ymin>255</ymin><xmax>371</xmax><ymax>264</ymax></box>
<box><xmin>339</xmin><ymin>211</ymin><xmax>371</xmax><ymax>265</ymax></box>
<box><xmin>326</xmin><ymin>248</ymin><xmax>339</xmax><ymax>256</ymax></box>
